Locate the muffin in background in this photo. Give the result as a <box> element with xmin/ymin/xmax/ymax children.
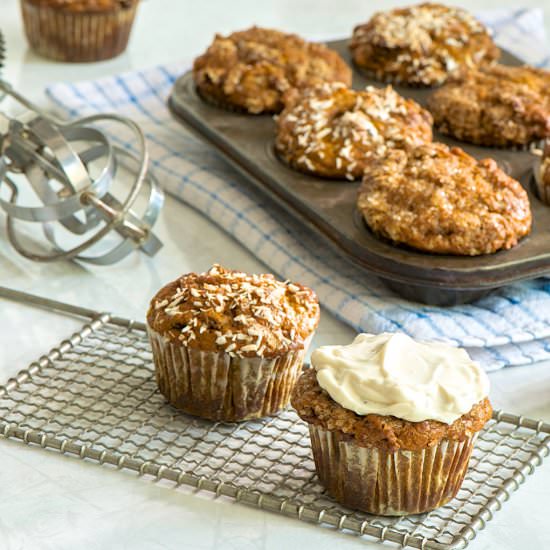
<box><xmin>292</xmin><ymin>332</ymin><xmax>493</xmax><ymax>516</ymax></box>
<box><xmin>147</xmin><ymin>265</ymin><xmax>320</xmax><ymax>422</ymax></box>
<box><xmin>357</xmin><ymin>142</ymin><xmax>532</xmax><ymax>256</ymax></box>
<box><xmin>350</xmin><ymin>3</ymin><xmax>499</xmax><ymax>86</ymax></box>
<box><xmin>427</xmin><ymin>64</ymin><xmax>550</xmax><ymax>147</ymax></box>
<box><xmin>275</xmin><ymin>82</ymin><xmax>432</xmax><ymax>180</ymax></box>
<box><xmin>21</xmin><ymin>0</ymin><xmax>139</xmax><ymax>62</ymax></box>
<box><xmin>193</xmin><ymin>26</ymin><xmax>352</xmax><ymax>114</ymax></box>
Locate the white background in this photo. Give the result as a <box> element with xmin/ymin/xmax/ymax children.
<box><xmin>0</xmin><ymin>1</ymin><xmax>549</xmax><ymax>549</ymax></box>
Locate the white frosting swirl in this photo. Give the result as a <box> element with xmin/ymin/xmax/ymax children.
<box><xmin>311</xmin><ymin>333</ymin><xmax>490</xmax><ymax>424</ymax></box>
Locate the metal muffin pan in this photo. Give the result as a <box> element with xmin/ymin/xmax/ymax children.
<box><xmin>168</xmin><ymin>40</ymin><xmax>550</xmax><ymax>305</ymax></box>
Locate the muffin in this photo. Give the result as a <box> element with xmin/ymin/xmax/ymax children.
<box><xmin>275</xmin><ymin>83</ymin><xmax>433</xmax><ymax>180</ymax></box>
<box><xmin>427</xmin><ymin>64</ymin><xmax>550</xmax><ymax>147</ymax></box>
<box><xmin>21</xmin><ymin>0</ymin><xmax>139</xmax><ymax>62</ymax></box>
<box><xmin>292</xmin><ymin>332</ymin><xmax>493</xmax><ymax>516</ymax></box>
<box><xmin>535</xmin><ymin>140</ymin><xmax>550</xmax><ymax>205</ymax></box>
<box><xmin>193</xmin><ymin>26</ymin><xmax>352</xmax><ymax>114</ymax></box>
<box><xmin>350</xmin><ymin>3</ymin><xmax>499</xmax><ymax>87</ymax></box>
<box><xmin>357</xmin><ymin>143</ymin><xmax>532</xmax><ymax>255</ymax></box>
<box><xmin>147</xmin><ymin>264</ymin><xmax>320</xmax><ymax>422</ymax></box>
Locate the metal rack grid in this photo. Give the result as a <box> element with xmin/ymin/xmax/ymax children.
<box><xmin>0</xmin><ymin>289</ymin><xmax>549</xmax><ymax>550</ymax></box>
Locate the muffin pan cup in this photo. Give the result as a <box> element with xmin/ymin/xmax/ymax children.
<box><xmin>168</xmin><ymin>41</ymin><xmax>550</xmax><ymax>306</ymax></box>
<box><xmin>309</xmin><ymin>424</ymin><xmax>477</xmax><ymax>516</ymax></box>
<box><xmin>148</xmin><ymin>328</ymin><xmax>312</xmax><ymax>422</ymax></box>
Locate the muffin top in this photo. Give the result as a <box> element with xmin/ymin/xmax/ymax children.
<box><xmin>350</xmin><ymin>3</ymin><xmax>499</xmax><ymax>86</ymax></box>
<box><xmin>147</xmin><ymin>265</ymin><xmax>320</xmax><ymax>358</ymax></box>
<box><xmin>25</xmin><ymin>0</ymin><xmax>135</xmax><ymax>11</ymax></box>
<box><xmin>193</xmin><ymin>26</ymin><xmax>352</xmax><ymax>114</ymax></box>
<box><xmin>291</xmin><ymin>333</ymin><xmax>493</xmax><ymax>452</ymax></box>
<box><xmin>357</xmin><ymin>142</ymin><xmax>532</xmax><ymax>255</ymax></box>
<box><xmin>275</xmin><ymin>82</ymin><xmax>432</xmax><ymax>180</ymax></box>
<box><xmin>427</xmin><ymin>64</ymin><xmax>550</xmax><ymax>146</ymax></box>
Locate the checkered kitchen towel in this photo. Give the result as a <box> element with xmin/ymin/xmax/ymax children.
<box><xmin>47</xmin><ymin>9</ymin><xmax>550</xmax><ymax>371</ymax></box>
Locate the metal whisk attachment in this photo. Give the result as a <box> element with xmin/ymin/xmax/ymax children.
<box><xmin>0</xmin><ymin>80</ymin><xmax>164</xmax><ymax>264</ymax></box>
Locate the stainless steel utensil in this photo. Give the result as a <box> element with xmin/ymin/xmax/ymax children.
<box><xmin>0</xmin><ymin>79</ymin><xmax>164</xmax><ymax>264</ymax></box>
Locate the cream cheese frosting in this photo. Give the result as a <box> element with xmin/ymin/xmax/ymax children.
<box><xmin>311</xmin><ymin>332</ymin><xmax>490</xmax><ymax>424</ymax></box>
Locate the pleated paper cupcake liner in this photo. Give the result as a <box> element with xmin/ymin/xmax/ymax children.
<box><xmin>21</xmin><ymin>0</ymin><xmax>138</xmax><ymax>62</ymax></box>
<box><xmin>148</xmin><ymin>328</ymin><xmax>311</xmax><ymax>422</ymax></box>
<box><xmin>309</xmin><ymin>424</ymin><xmax>477</xmax><ymax>516</ymax></box>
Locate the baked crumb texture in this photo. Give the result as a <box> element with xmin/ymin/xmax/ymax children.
<box><xmin>357</xmin><ymin>143</ymin><xmax>532</xmax><ymax>256</ymax></box>
<box><xmin>350</xmin><ymin>3</ymin><xmax>499</xmax><ymax>86</ymax></box>
<box><xmin>147</xmin><ymin>264</ymin><xmax>320</xmax><ymax>359</ymax></box>
<box><xmin>292</xmin><ymin>368</ymin><xmax>493</xmax><ymax>453</ymax></box>
<box><xmin>275</xmin><ymin>82</ymin><xmax>433</xmax><ymax>180</ymax></box>
<box><xmin>428</xmin><ymin>64</ymin><xmax>550</xmax><ymax>146</ymax></box>
<box><xmin>193</xmin><ymin>26</ymin><xmax>352</xmax><ymax>114</ymax></box>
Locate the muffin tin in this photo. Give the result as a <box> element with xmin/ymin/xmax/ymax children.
<box><xmin>168</xmin><ymin>40</ymin><xmax>550</xmax><ymax>305</ymax></box>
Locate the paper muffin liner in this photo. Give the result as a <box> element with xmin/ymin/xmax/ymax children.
<box><xmin>308</xmin><ymin>424</ymin><xmax>477</xmax><ymax>516</ymax></box>
<box><xmin>431</xmin><ymin>123</ymin><xmax>544</xmax><ymax>151</ymax></box>
<box><xmin>148</xmin><ymin>328</ymin><xmax>312</xmax><ymax>422</ymax></box>
<box><xmin>21</xmin><ymin>0</ymin><xmax>138</xmax><ymax>62</ymax></box>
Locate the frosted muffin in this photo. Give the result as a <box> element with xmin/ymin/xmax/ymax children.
<box><xmin>193</xmin><ymin>26</ymin><xmax>352</xmax><ymax>114</ymax></box>
<box><xmin>147</xmin><ymin>265</ymin><xmax>320</xmax><ymax>422</ymax></box>
<box><xmin>292</xmin><ymin>333</ymin><xmax>492</xmax><ymax>516</ymax></box>
<box><xmin>275</xmin><ymin>83</ymin><xmax>432</xmax><ymax>180</ymax></box>
<box><xmin>427</xmin><ymin>64</ymin><xmax>550</xmax><ymax>147</ymax></box>
<box><xmin>350</xmin><ymin>3</ymin><xmax>499</xmax><ymax>86</ymax></box>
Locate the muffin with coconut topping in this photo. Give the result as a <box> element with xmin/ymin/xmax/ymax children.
<box><xmin>350</xmin><ymin>3</ymin><xmax>499</xmax><ymax>86</ymax></box>
<box><xmin>275</xmin><ymin>82</ymin><xmax>432</xmax><ymax>180</ymax></box>
<box><xmin>147</xmin><ymin>264</ymin><xmax>320</xmax><ymax>421</ymax></box>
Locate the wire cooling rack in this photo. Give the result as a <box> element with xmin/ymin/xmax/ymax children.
<box><xmin>0</xmin><ymin>288</ymin><xmax>549</xmax><ymax>550</ymax></box>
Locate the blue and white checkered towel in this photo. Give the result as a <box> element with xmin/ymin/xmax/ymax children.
<box><xmin>47</xmin><ymin>9</ymin><xmax>550</xmax><ymax>371</ymax></box>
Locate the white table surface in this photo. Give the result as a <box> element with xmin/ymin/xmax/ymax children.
<box><xmin>0</xmin><ymin>1</ymin><xmax>549</xmax><ymax>548</ymax></box>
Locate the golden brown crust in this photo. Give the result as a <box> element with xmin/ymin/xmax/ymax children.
<box><xmin>350</xmin><ymin>3</ymin><xmax>499</xmax><ymax>86</ymax></box>
<box><xmin>291</xmin><ymin>368</ymin><xmax>492</xmax><ymax>452</ymax></box>
<box><xmin>275</xmin><ymin>83</ymin><xmax>432</xmax><ymax>180</ymax></box>
<box><xmin>357</xmin><ymin>143</ymin><xmax>532</xmax><ymax>256</ymax></box>
<box><xmin>146</xmin><ymin>265</ymin><xmax>320</xmax><ymax>358</ymax></box>
<box><xmin>193</xmin><ymin>27</ymin><xmax>352</xmax><ymax>114</ymax></box>
<box><xmin>24</xmin><ymin>0</ymin><xmax>135</xmax><ymax>11</ymax></box>
<box><xmin>428</xmin><ymin>64</ymin><xmax>550</xmax><ymax>146</ymax></box>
